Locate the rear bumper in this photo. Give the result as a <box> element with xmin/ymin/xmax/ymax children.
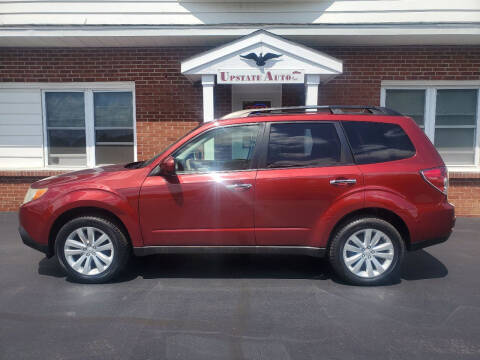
<box><xmin>411</xmin><ymin>201</ymin><xmax>455</xmax><ymax>247</ymax></box>
<box><xmin>409</xmin><ymin>231</ymin><xmax>452</xmax><ymax>251</ymax></box>
<box><xmin>19</xmin><ymin>226</ymin><xmax>51</xmax><ymax>257</ymax></box>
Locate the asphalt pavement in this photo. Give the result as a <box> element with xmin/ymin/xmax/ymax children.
<box><xmin>0</xmin><ymin>212</ymin><xmax>479</xmax><ymax>360</ymax></box>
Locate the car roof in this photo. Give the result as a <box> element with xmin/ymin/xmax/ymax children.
<box><xmin>214</xmin><ymin>113</ymin><xmax>407</xmax><ymax>126</ymax></box>
<box><xmin>212</xmin><ymin>106</ymin><xmax>408</xmax><ymax>127</ymax></box>
<box><xmin>220</xmin><ymin>105</ymin><xmax>401</xmax><ymax>120</ymax></box>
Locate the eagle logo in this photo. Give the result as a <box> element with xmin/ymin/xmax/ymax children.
<box><xmin>240</xmin><ymin>52</ymin><xmax>282</xmax><ymax>66</ymax></box>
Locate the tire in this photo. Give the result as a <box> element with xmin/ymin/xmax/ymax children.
<box><xmin>55</xmin><ymin>216</ymin><xmax>130</xmax><ymax>283</ymax></box>
<box><xmin>328</xmin><ymin>217</ymin><xmax>405</xmax><ymax>286</ymax></box>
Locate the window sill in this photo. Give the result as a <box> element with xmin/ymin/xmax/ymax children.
<box><xmin>447</xmin><ymin>166</ymin><xmax>480</xmax><ymax>173</ymax></box>
<box><xmin>0</xmin><ymin>163</ymin><xmax>125</xmax><ymax>177</ymax></box>
<box><xmin>0</xmin><ymin>169</ymin><xmax>69</xmax><ymax>178</ymax></box>
<box><xmin>0</xmin><ymin>166</ymin><xmax>86</xmax><ymax>171</ymax></box>
<box><xmin>447</xmin><ymin>166</ymin><xmax>480</xmax><ymax>179</ymax></box>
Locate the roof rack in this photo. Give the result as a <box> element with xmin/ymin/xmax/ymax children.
<box><xmin>220</xmin><ymin>105</ymin><xmax>402</xmax><ymax>120</ymax></box>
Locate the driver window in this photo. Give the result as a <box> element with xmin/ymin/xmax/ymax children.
<box><xmin>174</xmin><ymin>124</ymin><xmax>260</xmax><ymax>173</ymax></box>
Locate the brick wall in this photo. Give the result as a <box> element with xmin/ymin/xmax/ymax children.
<box><xmin>0</xmin><ymin>47</ymin><xmax>209</xmax><ymax>161</ymax></box>
<box><xmin>448</xmin><ymin>173</ymin><xmax>480</xmax><ymax>217</ymax></box>
<box><xmin>1</xmin><ymin>45</ymin><xmax>480</xmax><ymax>214</ymax></box>
<box><xmin>0</xmin><ymin>177</ymin><xmax>40</xmax><ymax>211</ymax></box>
<box><xmin>0</xmin><ymin>170</ymin><xmax>66</xmax><ymax>211</ymax></box>
<box><xmin>319</xmin><ymin>46</ymin><xmax>480</xmax><ymax>105</ymax></box>
<box><xmin>449</xmin><ymin>181</ymin><xmax>480</xmax><ymax>217</ymax></box>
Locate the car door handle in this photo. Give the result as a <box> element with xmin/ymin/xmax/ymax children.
<box><xmin>329</xmin><ymin>179</ymin><xmax>357</xmax><ymax>186</ymax></box>
<box><xmin>226</xmin><ymin>183</ymin><xmax>253</xmax><ymax>191</ymax></box>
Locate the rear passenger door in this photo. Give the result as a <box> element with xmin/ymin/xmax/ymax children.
<box><xmin>254</xmin><ymin>121</ymin><xmax>363</xmax><ymax>246</ymax></box>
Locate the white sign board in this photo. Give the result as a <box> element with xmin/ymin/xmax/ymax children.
<box><xmin>217</xmin><ymin>69</ymin><xmax>305</xmax><ymax>84</ymax></box>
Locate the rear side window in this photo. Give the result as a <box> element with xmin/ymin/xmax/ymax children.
<box><xmin>342</xmin><ymin>121</ymin><xmax>415</xmax><ymax>164</ymax></box>
<box><xmin>266</xmin><ymin>123</ymin><xmax>342</xmax><ymax>168</ymax></box>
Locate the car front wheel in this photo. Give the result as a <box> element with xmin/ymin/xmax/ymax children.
<box><xmin>55</xmin><ymin>216</ymin><xmax>130</xmax><ymax>283</ymax></box>
<box><xmin>328</xmin><ymin>217</ymin><xmax>405</xmax><ymax>286</ymax></box>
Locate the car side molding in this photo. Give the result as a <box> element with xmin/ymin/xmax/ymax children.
<box><xmin>133</xmin><ymin>245</ymin><xmax>326</xmax><ymax>257</ymax></box>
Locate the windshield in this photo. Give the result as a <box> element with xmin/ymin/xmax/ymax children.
<box><xmin>140</xmin><ymin>124</ymin><xmax>204</xmax><ymax>167</ymax></box>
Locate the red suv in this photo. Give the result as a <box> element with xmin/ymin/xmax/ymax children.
<box><xmin>19</xmin><ymin>106</ymin><xmax>455</xmax><ymax>285</ymax></box>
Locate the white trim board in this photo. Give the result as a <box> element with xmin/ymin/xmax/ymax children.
<box><xmin>181</xmin><ymin>30</ymin><xmax>343</xmax><ymax>83</ymax></box>
<box><xmin>2</xmin><ymin>25</ymin><xmax>480</xmax><ymax>47</ymax></box>
<box><xmin>382</xmin><ymin>80</ymin><xmax>480</xmax><ymax>87</ymax></box>
<box><xmin>0</xmin><ymin>82</ymin><xmax>135</xmax><ymax>90</ymax></box>
<box><xmin>1</xmin><ymin>0</ymin><xmax>480</xmax><ymax>28</ymax></box>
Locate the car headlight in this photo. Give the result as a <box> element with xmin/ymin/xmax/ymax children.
<box><xmin>23</xmin><ymin>187</ymin><xmax>48</xmax><ymax>204</ymax></box>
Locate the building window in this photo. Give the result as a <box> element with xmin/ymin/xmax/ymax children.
<box><xmin>434</xmin><ymin>89</ymin><xmax>477</xmax><ymax>165</ymax></box>
<box><xmin>43</xmin><ymin>89</ymin><xmax>135</xmax><ymax>167</ymax></box>
<box><xmin>385</xmin><ymin>89</ymin><xmax>425</xmax><ymax>128</ymax></box>
<box><xmin>382</xmin><ymin>85</ymin><xmax>480</xmax><ymax>167</ymax></box>
<box><xmin>45</xmin><ymin>92</ymin><xmax>87</xmax><ymax>166</ymax></box>
<box><xmin>94</xmin><ymin>92</ymin><xmax>134</xmax><ymax>165</ymax></box>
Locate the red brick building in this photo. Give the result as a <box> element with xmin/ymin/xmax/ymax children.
<box><xmin>1</xmin><ymin>2</ymin><xmax>480</xmax><ymax>215</ymax></box>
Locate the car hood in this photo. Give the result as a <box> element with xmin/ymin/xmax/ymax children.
<box><xmin>33</xmin><ymin>164</ymin><xmax>130</xmax><ymax>188</ymax></box>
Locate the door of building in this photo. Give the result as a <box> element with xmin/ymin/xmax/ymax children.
<box><xmin>231</xmin><ymin>84</ymin><xmax>282</xmax><ymax>111</ymax></box>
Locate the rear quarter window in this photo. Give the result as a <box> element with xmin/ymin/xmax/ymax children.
<box><xmin>342</xmin><ymin>121</ymin><xmax>415</xmax><ymax>164</ymax></box>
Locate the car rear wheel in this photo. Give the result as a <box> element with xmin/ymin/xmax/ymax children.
<box><xmin>328</xmin><ymin>217</ymin><xmax>405</xmax><ymax>286</ymax></box>
<box><xmin>55</xmin><ymin>216</ymin><xmax>130</xmax><ymax>283</ymax></box>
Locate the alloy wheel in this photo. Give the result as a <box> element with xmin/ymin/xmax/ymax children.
<box><xmin>342</xmin><ymin>228</ymin><xmax>394</xmax><ymax>278</ymax></box>
<box><xmin>63</xmin><ymin>226</ymin><xmax>114</xmax><ymax>276</ymax></box>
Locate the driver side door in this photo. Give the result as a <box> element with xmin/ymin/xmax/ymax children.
<box><xmin>139</xmin><ymin>123</ymin><xmax>262</xmax><ymax>246</ymax></box>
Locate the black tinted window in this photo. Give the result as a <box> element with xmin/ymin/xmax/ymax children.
<box><xmin>266</xmin><ymin>123</ymin><xmax>342</xmax><ymax>168</ymax></box>
<box><xmin>342</xmin><ymin>121</ymin><xmax>415</xmax><ymax>164</ymax></box>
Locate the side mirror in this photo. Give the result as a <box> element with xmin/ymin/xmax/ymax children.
<box><xmin>160</xmin><ymin>156</ymin><xmax>176</xmax><ymax>176</ymax></box>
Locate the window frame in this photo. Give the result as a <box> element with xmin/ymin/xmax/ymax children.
<box><xmin>256</xmin><ymin>121</ymin><xmax>354</xmax><ymax>170</ymax></box>
<box><xmin>381</xmin><ymin>81</ymin><xmax>480</xmax><ymax>171</ymax></box>
<box><xmin>40</xmin><ymin>83</ymin><xmax>136</xmax><ymax>169</ymax></box>
<box><xmin>171</xmin><ymin>122</ymin><xmax>265</xmax><ymax>175</ymax></box>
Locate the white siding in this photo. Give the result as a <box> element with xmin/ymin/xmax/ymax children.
<box><xmin>0</xmin><ymin>89</ymin><xmax>44</xmax><ymax>168</ymax></box>
<box><xmin>0</xmin><ymin>0</ymin><xmax>479</xmax><ymax>26</ymax></box>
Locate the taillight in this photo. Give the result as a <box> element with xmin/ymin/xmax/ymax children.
<box><xmin>420</xmin><ymin>166</ymin><xmax>448</xmax><ymax>195</ymax></box>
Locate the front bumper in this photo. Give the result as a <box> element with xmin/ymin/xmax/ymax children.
<box><xmin>19</xmin><ymin>226</ymin><xmax>51</xmax><ymax>257</ymax></box>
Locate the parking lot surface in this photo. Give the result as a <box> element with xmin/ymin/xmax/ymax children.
<box><xmin>0</xmin><ymin>212</ymin><xmax>479</xmax><ymax>360</ymax></box>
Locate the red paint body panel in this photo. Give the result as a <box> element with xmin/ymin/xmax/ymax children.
<box><xmin>19</xmin><ymin>112</ymin><xmax>455</xmax><ymax>254</ymax></box>
<box><xmin>254</xmin><ymin>165</ymin><xmax>364</xmax><ymax>247</ymax></box>
<box><xmin>139</xmin><ymin>171</ymin><xmax>257</xmax><ymax>245</ymax></box>
<box><xmin>19</xmin><ymin>165</ymin><xmax>148</xmax><ymax>247</ymax></box>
